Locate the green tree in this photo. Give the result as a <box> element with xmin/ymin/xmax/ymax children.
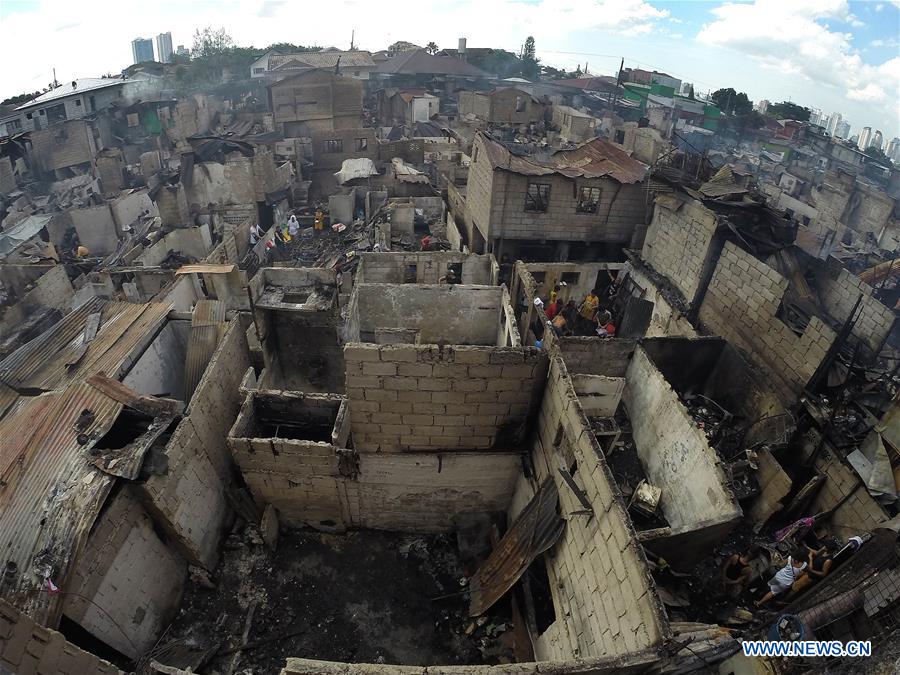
<box><xmin>767</xmin><ymin>101</ymin><xmax>810</xmax><ymax>122</ymax></box>
<box><xmin>1</xmin><ymin>91</ymin><xmax>41</xmax><ymax>106</ymax></box>
<box><xmin>687</xmin><ymin>84</ymin><xmax>695</xmax><ymax>100</ymax></box>
<box><xmin>864</xmin><ymin>146</ymin><xmax>890</xmax><ymax>163</ymax></box>
<box><xmin>519</xmin><ymin>36</ymin><xmax>540</xmax><ymax>79</ymax></box>
<box><xmin>710</xmin><ymin>87</ymin><xmax>752</xmax><ymax>115</ymax></box>
<box><xmin>470</xmin><ymin>49</ymin><xmax>522</xmax><ymax>78</ymax></box>
<box><xmin>425</xmin><ymin>41</ymin><xmax>439</xmax><ymax>54</ymax></box>
<box><xmin>266</xmin><ymin>42</ymin><xmax>322</xmax><ymax>53</ymax></box>
<box><xmin>192</xmin><ymin>27</ymin><xmax>234</xmax><ymax>59</ymax></box>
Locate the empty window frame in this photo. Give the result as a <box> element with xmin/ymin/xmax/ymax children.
<box><xmin>355</xmin><ymin>137</ymin><xmax>368</xmax><ymax>152</ymax></box>
<box><xmin>525</xmin><ymin>183</ymin><xmax>551</xmax><ymax>213</ymax></box>
<box><xmin>324</xmin><ymin>139</ymin><xmax>343</xmax><ymax>153</ymax></box>
<box><xmin>576</xmin><ymin>186</ymin><xmax>601</xmax><ymax>214</ymax></box>
<box><xmin>515</xmin><ymin>96</ymin><xmax>526</xmax><ymax>113</ymax></box>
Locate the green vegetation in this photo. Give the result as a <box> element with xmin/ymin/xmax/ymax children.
<box><xmin>710</xmin><ymin>88</ymin><xmax>752</xmax><ymax>116</ymax></box>
<box><xmin>767</xmin><ymin>100</ymin><xmax>810</xmax><ymax>122</ymax></box>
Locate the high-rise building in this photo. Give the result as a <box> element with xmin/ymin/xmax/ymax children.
<box><xmin>756</xmin><ymin>99</ymin><xmax>770</xmax><ymax>115</ymax></box>
<box><xmin>156</xmin><ymin>32</ymin><xmax>173</xmax><ymax>63</ymax></box>
<box><xmin>132</xmin><ymin>37</ymin><xmax>154</xmax><ymax>64</ymax></box>
<box><xmin>887</xmin><ymin>138</ymin><xmax>900</xmax><ymax>163</ymax></box>
<box><xmin>858</xmin><ymin>127</ymin><xmax>872</xmax><ymax>151</ymax></box>
<box><xmin>835</xmin><ymin>120</ymin><xmax>851</xmax><ymax>140</ymax></box>
<box><xmin>809</xmin><ymin>108</ymin><xmax>822</xmax><ymax>125</ymax></box>
<box><xmin>872</xmin><ymin>130</ymin><xmax>884</xmax><ymax>151</ymax></box>
<box><xmin>176</xmin><ymin>45</ymin><xmax>189</xmax><ymax>57</ymax></box>
<box><xmin>826</xmin><ymin>112</ymin><xmax>841</xmax><ymax>136</ymax></box>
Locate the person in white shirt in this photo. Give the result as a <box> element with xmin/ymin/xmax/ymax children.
<box><xmin>288</xmin><ymin>215</ymin><xmax>300</xmax><ymax>238</ymax></box>
<box><xmin>249</xmin><ymin>223</ymin><xmax>264</xmax><ymax>245</ymax></box>
<box><xmin>755</xmin><ymin>550</ymin><xmax>808</xmax><ymax>607</ymax></box>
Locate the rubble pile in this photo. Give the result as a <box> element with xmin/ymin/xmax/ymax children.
<box><xmin>155</xmin><ymin>525</ymin><xmax>511</xmax><ymax>674</ymax></box>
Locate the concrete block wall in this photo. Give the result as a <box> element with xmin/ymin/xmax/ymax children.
<box><xmin>523</xmin><ymin>356</ymin><xmax>667</xmax><ymax>661</ymax></box>
<box><xmin>811</xmin><ymin>449</ymin><xmax>887</xmax><ymax>541</ymax></box>
<box><xmin>229</xmin><ymin>428</ymin><xmax>522</xmax><ymax>532</ymax></box>
<box><xmin>154</xmin><ymin>182</ymin><xmax>191</xmax><ymax>227</ymax></box>
<box><xmin>699</xmin><ymin>242</ymin><xmax>837</xmax><ymax>401</ymax></box>
<box><xmin>464</xmin><ymin>135</ymin><xmax>497</xmax><ymax>246</ymax></box>
<box><xmin>63</xmin><ymin>489</ymin><xmax>186</xmax><ymax>660</ymax></box>
<box><xmin>69</xmin><ymin>204</ymin><xmax>119</xmax><ymax>255</ymax></box>
<box><xmin>814</xmin><ymin>264</ymin><xmax>895</xmax><ymax>355</ymax></box>
<box><xmin>351</xmin><ymin>284</ymin><xmax>509</xmax><ymax>346</ymax></box>
<box><xmin>29</xmin><ymin>120</ymin><xmax>95</xmax><ymax>172</ymax></box>
<box><xmin>357</xmin><ymin>252</ymin><xmax>493</xmax><ymax>285</ymax></box>
<box><xmin>488</xmin><ymin>172</ymin><xmax>644</xmax><ymax>245</ymax></box>
<box><xmin>344</xmin><ymin>343</ymin><xmax>545</xmax><ymax>452</ymax></box>
<box><xmin>641</xmin><ymin>196</ymin><xmax>718</xmax><ymax>304</ymax></box>
<box><xmin>0</xmin><ymin>266</ymin><xmax>74</xmax><ymax>338</ymax></box>
<box><xmin>135</xmin><ymin>319</ymin><xmax>252</xmax><ymax>569</ymax></box>
<box><xmin>623</xmin><ymin>347</ymin><xmax>741</xmax><ymax>558</ymax></box>
<box><xmin>626</xmin><ymin>264</ymin><xmax>699</xmax><ymax>338</ymax></box>
<box><xmin>0</xmin><ymin>600</ymin><xmax>120</xmax><ymax>675</ymax></box>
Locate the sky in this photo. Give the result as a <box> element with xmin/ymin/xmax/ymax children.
<box><xmin>1</xmin><ymin>0</ymin><xmax>898</xmax><ymax>139</ymax></box>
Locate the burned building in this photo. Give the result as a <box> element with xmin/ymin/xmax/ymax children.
<box><xmin>455</xmin><ymin>131</ymin><xmax>648</xmax><ymax>260</ymax></box>
<box><xmin>457</xmin><ymin>88</ymin><xmax>548</xmax><ymax>126</ymax></box>
<box><xmin>268</xmin><ymin>70</ymin><xmax>364</xmax><ymax>137</ymax></box>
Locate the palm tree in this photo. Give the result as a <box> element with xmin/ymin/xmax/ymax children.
<box><xmin>425</xmin><ymin>41</ymin><xmax>439</xmax><ymax>55</ymax></box>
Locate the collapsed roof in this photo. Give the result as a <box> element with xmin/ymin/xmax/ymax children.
<box><xmin>477</xmin><ymin>131</ymin><xmax>648</xmax><ymax>184</ymax></box>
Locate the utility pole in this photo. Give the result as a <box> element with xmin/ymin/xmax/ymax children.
<box><xmin>350</xmin><ymin>29</ymin><xmax>355</xmax><ymax>50</ymax></box>
<box><xmin>611</xmin><ymin>57</ymin><xmax>624</xmax><ymax>109</ymax></box>
<box><xmin>52</xmin><ymin>68</ymin><xmax>59</xmax><ymax>88</ymax></box>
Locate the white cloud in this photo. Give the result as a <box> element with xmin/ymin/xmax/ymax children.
<box><xmin>0</xmin><ymin>0</ymin><xmax>672</xmax><ymax>97</ymax></box>
<box><xmin>697</xmin><ymin>0</ymin><xmax>898</xmax><ymax>131</ymax></box>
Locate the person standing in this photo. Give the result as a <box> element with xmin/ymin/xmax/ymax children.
<box><xmin>288</xmin><ymin>215</ymin><xmax>300</xmax><ymax>238</ymax></box>
<box><xmin>314</xmin><ymin>209</ymin><xmax>325</xmax><ymax>234</ymax></box>
<box><xmin>249</xmin><ymin>223</ymin><xmax>264</xmax><ymax>246</ymax></box>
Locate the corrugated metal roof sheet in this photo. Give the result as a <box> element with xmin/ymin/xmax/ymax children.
<box><xmin>175</xmin><ymin>264</ymin><xmax>236</xmax><ymax>275</ymax></box>
<box><xmin>15</xmin><ymin>79</ymin><xmax>126</xmax><ymax>111</ymax></box>
<box><xmin>269</xmin><ymin>51</ymin><xmax>375</xmax><ymax>70</ymax></box>
<box><xmin>0</xmin><ymin>376</ymin><xmax>180</xmax><ymax>626</ymax></box>
<box><xmin>479</xmin><ymin>132</ymin><xmax>648</xmax><ymax>184</ymax></box>
<box><xmin>0</xmin><ymin>381</ymin><xmax>122</xmax><ymax>625</ymax></box>
<box><xmin>183</xmin><ymin>300</ymin><xmax>226</xmax><ymax>401</ymax></box>
<box><xmin>468</xmin><ymin>478</ymin><xmax>564</xmax><ymax>616</ymax></box>
<box><xmin>0</xmin><ymin>300</ymin><xmax>172</xmax><ymax>395</ymax></box>
<box><xmin>375</xmin><ymin>49</ymin><xmax>489</xmax><ymax>78</ymax></box>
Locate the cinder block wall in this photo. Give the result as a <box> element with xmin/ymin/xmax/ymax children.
<box><xmin>521</xmin><ymin>355</ymin><xmax>667</xmax><ymax>661</ymax></box>
<box><xmin>63</xmin><ymin>489</ymin><xmax>186</xmax><ymax>660</ymax></box>
<box><xmin>641</xmin><ymin>197</ymin><xmax>718</xmax><ymax>304</ymax></box>
<box><xmin>489</xmin><ymin>173</ymin><xmax>644</xmax><ymax>244</ymax></box>
<box><xmin>228</xmin><ymin>392</ymin><xmax>522</xmax><ymax>532</ymax></box>
<box><xmin>811</xmin><ymin>449</ymin><xmax>887</xmax><ymax>541</ymax></box>
<box><xmin>344</xmin><ymin>343</ymin><xmax>545</xmax><ymax>452</ymax></box>
<box><xmin>623</xmin><ymin>347</ymin><xmax>741</xmax><ymax>558</ymax></box>
<box><xmin>352</xmin><ymin>284</ymin><xmax>506</xmax><ymax>346</ymax></box>
<box><xmin>135</xmin><ymin>318</ymin><xmax>252</xmax><ymax>569</ymax></box>
<box><xmin>357</xmin><ymin>252</ymin><xmax>493</xmax><ymax>285</ymax></box>
<box><xmin>699</xmin><ymin>242</ymin><xmax>837</xmax><ymax>401</ymax></box>
<box><xmin>814</xmin><ymin>264</ymin><xmax>895</xmax><ymax>356</ymax></box>
<box><xmin>0</xmin><ymin>600</ymin><xmax>121</xmax><ymax>675</ymax></box>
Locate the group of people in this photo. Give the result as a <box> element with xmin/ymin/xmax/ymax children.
<box><xmin>251</xmin><ymin>211</ymin><xmax>331</xmax><ymax>262</ymax></box>
<box><xmin>538</xmin><ymin>267</ymin><xmax>628</xmax><ymax>339</ymax></box>
<box><xmin>719</xmin><ymin>535</ymin><xmax>864</xmax><ymax>609</ymax></box>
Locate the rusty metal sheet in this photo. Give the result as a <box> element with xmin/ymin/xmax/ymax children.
<box><xmin>0</xmin><ymin>380</ymin><xmax>124</xmax><ymax>627</ymax></box>
<box><xmin>175</xmin><ymin>264</ymin><xmax>236</xmax><ymax>275</ymax></box>
<box><xmin>85</xmin><ymin>373</ymin><xmax>183</xmax><ymax>417</ymax></box>
<box><xmin>183</xmin><ymin>299</ymin><xmax>226</xmax><ymax>401</ymax></box>
<box><xmin>468</xmin><ymin>478</ymin><xmax>565</xmax><ymax>617</ymax></box>
<box><xmin>0</xmin><ymin>300</ymin><xmax>172</xmax><ymax>394</ymax></box>
<box><xmin>480</xmin><ymin>132</ymin><xmax>647</xmax><ymax>184</ymax></box>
